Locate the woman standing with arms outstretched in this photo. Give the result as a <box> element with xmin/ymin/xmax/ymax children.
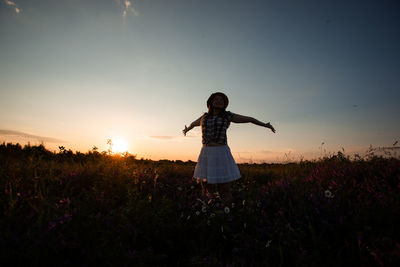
<box><xmin>183</xmin><ymin>92</ymin><xmax>276</xmax><ymax>203</ymax></box>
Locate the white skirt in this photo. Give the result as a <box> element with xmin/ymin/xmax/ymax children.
<box><xmin>193</xmin><ymin>145</ymin><xmax>241</xmax><ymax>184</ymax></box>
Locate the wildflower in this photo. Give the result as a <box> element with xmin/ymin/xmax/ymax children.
<box><xmin>266</xmin><ymin>240</ymin><xmax>272</xmax><ymax>248</ymax></box>
<box><xmin>196</xmin><ymin>211</ymin><xmax>200</xmax><ymax>216</ymax></box>
<box><xmin>324</xmin><ymin>190</ymin><xmax>334</xmax><ymax>198</ymax></box>
<box><xmin>210</xmin><ymin>213</ymin><xmax>215</xmax><ymax>218</ymax></box>
<box><xmin>177</xmin><ymin>186</ymin><xmax>183</xmax><ymax>191</ymax></box>
<box><xmin>186</xmin><ymin>215</ymin><xmax>191</xmax><ymax>220</ymax></box>
<box><xmin>202</xmin><ymin>206</ymin><xmax>207</xmax><ymax>213</ymax></box>
<box><xmin>224</xmin><ymin>207</ymin><xmax>230</xmax><ymax>214</ymax></box>
<box><xmin>197</xmin><ymin>198</ymin><xmax>206</xmax><ymax>206</ymax></box>
<box><xmin>257</xmin><ymin>201</ymin><xmax>262</xmax><ymax>208</ymax></box>
<box><xmin>231</xmin><ymin>203</ymin><xmax>235</xmax><ymax>208</ymax></box>
<box><xmin>191</xmin><ymin>185</ymin><xmax>195</xmax><ymax>190</ymax></box>
<box><xmin>221</xmin><ymin>226</ymin><xmax>224</xmax><ymax>232</ymax></box>
<box><xmin>242</xmin><ymin>200</ymin><xmax>246</xmax><ymax>206</ymax></box>
<box><xmin>48</xmin><ymin>221</ymin><xmax>57</xmax><ymax>231</ymax></box>
<box><xmin>244</xmin><ymin>223</ymin><xmax>247</xmax><ymax>229</ymax></box>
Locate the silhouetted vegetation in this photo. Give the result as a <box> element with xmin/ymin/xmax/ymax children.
<box><xmin>0</xmin><ymin>142</ymin><xmax>399</xmax><ymax>266</ymax></box>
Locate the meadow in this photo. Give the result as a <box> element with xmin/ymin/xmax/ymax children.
<box><xmin>0</xmin><ymin>142</ymin><xmax>399</xmax><ymax>266</ymax></box>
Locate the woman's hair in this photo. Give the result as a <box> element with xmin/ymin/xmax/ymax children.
<box><xmin>206</xmin><ymin>92</ymin><xmax>229</xmax><ymax>114</ymax></box>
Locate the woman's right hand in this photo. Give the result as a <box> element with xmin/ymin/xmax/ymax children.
<box><xmin>182</xmin><ymin>125</ymin><xmax>188</xmax><ymax>136</ymax></box>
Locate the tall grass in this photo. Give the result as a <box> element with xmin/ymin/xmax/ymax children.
<box><xmin>0</xmin><ymin>142</ymin><xmax>399</xmax><ymax>266</ymax></box>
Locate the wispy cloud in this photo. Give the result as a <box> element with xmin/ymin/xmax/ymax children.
<box><xmin>149</xmin><ymin>136</ymin><xmax>176</xmax><ymax>140</ymax></box>
<box><xmin>0</xmin><ymin>129</ymin><xmax>65</xmax><ymax>143</ymax></box>
<box><xmin>236</xmin><ymin>150</ymin><xmax>276</xmax><ymax>155</ymax></box>
<box><xmin>149</xmin><ymin>135</ymin><xmax>197</xmax><ymax>140</ymax></box>
<box><xmin>116</xmin><ymin>0</ymin><xmax>139</xmax><ymax>19</ymax></box>
<box><xmin>4</xmin><ymin>0</ymin><xmax>21</xmax><ymax>13</ymax></box>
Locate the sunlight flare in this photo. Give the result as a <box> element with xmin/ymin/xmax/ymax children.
<box><xmin>108</xmin><ymin>137</ymin><xmax>129</xmax><ymax>154</ymax></box>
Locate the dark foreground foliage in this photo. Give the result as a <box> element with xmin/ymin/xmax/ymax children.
<box><xmin>0</xmin><ymin>142</ymin><xmax>399</xmax><ymax>266</ymax></box>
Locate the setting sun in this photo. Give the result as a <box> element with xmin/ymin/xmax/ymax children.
<box><xmin>110</xmin><ymin>137</ymin><xmax>129</xmax><ymax>153</ymax></box>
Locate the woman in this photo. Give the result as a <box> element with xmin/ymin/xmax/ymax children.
<box><xmin>183</xmin><ymin>92</ymin><xmax>276</xmax><ymax>203</ymax></box>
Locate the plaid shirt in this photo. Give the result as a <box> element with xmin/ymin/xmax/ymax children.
<box><xmin>201</xmin><ymin>111</ymin><xmax>235</xmax><ymax>145</ymax></box>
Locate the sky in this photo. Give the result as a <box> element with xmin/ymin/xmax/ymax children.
<box><xmin>1</xmin><ymin>0</ymin><xmax>399</xmax><ymax>163</ymax></box>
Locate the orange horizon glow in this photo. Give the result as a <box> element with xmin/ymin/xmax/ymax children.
<box><xmin>0</xmin><ymin>135</ymin><xmax>392</xmax><ymax>164</ymax></box>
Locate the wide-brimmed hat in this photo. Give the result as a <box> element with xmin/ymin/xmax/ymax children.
<box><xmin>207</xmin><ymin>92</ymin><xmax>229</xmax><ymax>109</ymax></box>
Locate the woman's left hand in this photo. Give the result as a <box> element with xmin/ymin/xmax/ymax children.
<box><xmin>266</xmin><ymin>123</ymin><xmax>276</xmax><ymax>133</ymax></box>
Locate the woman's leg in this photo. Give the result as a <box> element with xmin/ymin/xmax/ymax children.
<box><xmin>219</xmin><ymin>181</ymin><xmax>234</xmax><ymax>204</ymax></box>
<box><xmin>206</xmin><ymin>183</ymin><xmax>216</xmax><ymax>196</ymax></box>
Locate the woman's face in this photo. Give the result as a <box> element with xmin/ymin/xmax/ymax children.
<box><xmin>212</xmin><ymin>95</ymin><xmax>225</xmax><ymax>109</ymax></box>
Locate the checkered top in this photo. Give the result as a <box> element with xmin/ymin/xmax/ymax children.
<box><xmin>201</xmin><ymin>111</ymin><xmax>235</xmax><ymax>145</ymax></box>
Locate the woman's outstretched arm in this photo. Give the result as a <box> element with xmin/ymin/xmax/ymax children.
<box><xmin>183</xmin><ymin>115</ymin><xmax>203</xmax><ymax>136</ymax></box>
<box><xmin>231</xmin><ymin>114</ymin><xmax>276</xmax><ymax>133</ymax></box>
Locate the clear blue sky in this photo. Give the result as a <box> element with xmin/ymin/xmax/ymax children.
<box><xmin>1</xmin><ymin>0</ymin><xmax>399</xmax><ymax>162</ymax></box>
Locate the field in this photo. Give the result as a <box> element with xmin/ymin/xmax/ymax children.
<box><xmin>1</xmin><ymin>142</ymin><xmax>399</xmax><ymax>266</ymax></box>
